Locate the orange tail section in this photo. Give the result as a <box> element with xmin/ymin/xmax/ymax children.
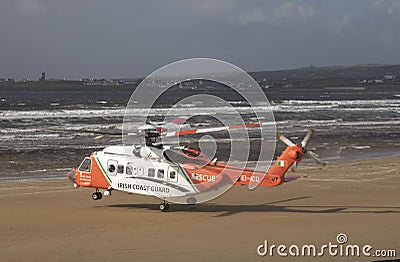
<box><xmin>185</xmin><ymin>143</ymin><xmax>305</xmax><ymax>191</ymax></box>
<box><xmin>234</xmin><ymin>144</ymin><xmax>304</xmax><ymax>187</ymax></box>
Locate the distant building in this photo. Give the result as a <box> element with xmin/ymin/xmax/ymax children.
<box><xmin>384</xmin><ymin>75</ymin><xmax>395</xmax><ymax>80</ymax></box>
<box><xmin>39</xmin><ymin>72</ymin><xmax>46</xmax><ymax>81</ymax></box>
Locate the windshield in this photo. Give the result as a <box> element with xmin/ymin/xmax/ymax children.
<box><xmin>78</xmin><ymin>158</ymin><xmax>92</xmax><ymax>172</ymax></box>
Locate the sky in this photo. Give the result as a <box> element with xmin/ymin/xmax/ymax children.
<box><xmin>0</xmin><ymin>0</ymin><xmax>399</xmax><ymax>80</ymax></box>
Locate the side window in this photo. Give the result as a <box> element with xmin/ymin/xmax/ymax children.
<box><xmin>107</xmin><ymin>160</ymin><xmax>117</xmax><ymax>176</ymax></box>
<box><xmin>157</xmin><ymin>169</ymin><xmax>164</xmax><ymax>178</ymax></box>
<box><xmin>126</xmin><ymin>164</ymin><xmax>133</xmax><ymax>175</ymax></box>
<box><xmin>79</xmin><ymin>158</ymin><xmax>92</xmax><ymax>173</ymax></box>
<box><xmin>169</xmin><ymin>169</ymin><xmax>178</xmax><ymax>181</ymax></box>
<box><xmin>138</xmin><ymin>166</ymin><xmax>144</xmax><ymax>176</ymax></box>
<box><xmin>148</xmin><ymin>168</ymin><xmax>155</xmax><ymax>177</ymax></box>
<box><xmin>117</xmin><ymin>164</ymin><xmax>124</xmax><ymax>174</ymax></box>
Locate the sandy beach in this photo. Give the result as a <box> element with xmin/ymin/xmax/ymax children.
<box><xmin>1</xmin><ymin>156</ymin><xmax>399</xmax><ymax>261</ymax></box>
<box><xmin>2</xmin><ymin>0</ymin><xmax>400</xmax><ymax>260</ymax></box>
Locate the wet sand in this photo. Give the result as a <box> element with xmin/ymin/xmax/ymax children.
<box><xmin>1</xmin><ymin>156</ymin><xmax>400</xmax><ymax>261</ymax></box>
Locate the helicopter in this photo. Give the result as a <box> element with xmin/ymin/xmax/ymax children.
<box><xmin>67</xmin><ymin>117</ymin><xmax>325</xmax><ymax>211</ymax></box>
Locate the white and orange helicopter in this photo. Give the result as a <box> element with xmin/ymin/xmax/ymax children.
<box><xmin>67</xmin><ymin>116</ymin><xmax>325</xmax><ymax>211</ymax></box>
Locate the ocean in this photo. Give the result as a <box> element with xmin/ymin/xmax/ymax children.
<box><xmin>1</xmin><ymin>83</ymin><xmax>399</xmax><ymax>181</ymax></box>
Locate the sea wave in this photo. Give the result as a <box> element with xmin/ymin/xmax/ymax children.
<box><xmin>1</xmin><ymin>99</ymin><xmax>399</xmax><ymax>120</ymax></box>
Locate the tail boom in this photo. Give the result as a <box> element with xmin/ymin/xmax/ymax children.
<box><xmin>234</xmin><ymin>144</ymin><xmax>304</xmax><ymax>187</ymax></box>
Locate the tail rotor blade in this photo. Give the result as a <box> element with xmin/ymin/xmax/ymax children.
<box><xmin>278</xmin><ymin>134</ymin><xmax>295</xmax><ymax>147</ymax></box>
<box><xmin>290</xmin><ymin>162</ymin><xmax>297</xmax><ymax>172</ymax></box>
<box><xmin>301</xmin><ymin>129</ymin><xmax>314</xmax><ymax>148</ymax></box>
<box><xmin>307</xmin><ymin>150</ymin><xmax>326</xmax><ymax>166</ymax></box>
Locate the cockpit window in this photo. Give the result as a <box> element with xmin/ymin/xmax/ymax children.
<box><xmin>79</xmin><ymin>158</ymin><xmax>91</xmax><ymax>172</ymax></box>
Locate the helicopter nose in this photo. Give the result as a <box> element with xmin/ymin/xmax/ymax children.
<box><xmin>68</xmin><ymin>168</ymin><xmax>78</xmax><ymax>185</ymax></box>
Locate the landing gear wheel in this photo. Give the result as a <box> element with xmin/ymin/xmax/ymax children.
<box><xmin>92</xmin><ymin>192</ymin><xmax>99</xmax><ymax>201</ymax></box>
<box><xmin>159</xmin><ymin>202</ymin><xmax>169</xmax><ymax>212</ymax></box>
<box><xmin>187</xmin><ymin>197</ymin><xmax>197</xmax><ymax>205</ymax></box>
<box><xmin>92</xmin><ymin>191</ymin><xmax>102</xmax><ymax>201</ymax></box>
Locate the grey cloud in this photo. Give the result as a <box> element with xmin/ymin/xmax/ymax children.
<box><xmin>15</xmin><ymin>0</ymin><xmax>47</xmax><ymax>15</ymax></box>
<box><xmin>0</xmin><ymin>0</ymin><xmax>399</xmax><ymax>79</ymax></box>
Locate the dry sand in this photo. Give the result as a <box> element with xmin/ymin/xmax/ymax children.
<box><xmin>1</xmin><ymin>156</ymin><xmax>400</xmax><ymax>261</ymax></box>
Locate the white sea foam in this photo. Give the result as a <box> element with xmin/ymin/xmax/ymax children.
<box><xmin>0</xmin><ymin>108</ymin><xmax>126</xmax><ymax>120</ymax></box>
<box><xmin>277</xmin><ymin>119</ymin><xmax>400</xmax><ymax>129</ymax></box>
<box><xmin>351</xmin><ymin>145</ymin><xmax>371</xmax><ymax>150</ymax></box>
<box><xmin>1</xmin><ymin>99</ymin><xmax>399</xmax><ymax>120</ymax></box>
<box><xmin>269</xmin><ymin>99</ymin><xmax>400</xmax><ymax>113</ymax></box>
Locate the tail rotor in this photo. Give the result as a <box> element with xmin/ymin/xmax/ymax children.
<box><xmin>301</xmin><ymin>129</ymin><xmax>314</xmax><ymax>148</ymax></box>
<box><xmin>306</xmin><ymin>150</ymin><xmax>326</xmax><ymax>166</ymax></box>
<box><xmin>277</xmin><ymin>133</ymin><xmax>295</xmax><ymax>147</ymax></box>
<box><xmin>278</xmin><ymin>129</ymin><xmax>326</xmax><ymax>171</ymax></box>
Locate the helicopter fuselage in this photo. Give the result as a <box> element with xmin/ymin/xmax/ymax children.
<box><xmin>68</xmin><ymin>143</ymin><xmax>305</xmax><ymax>200</ymax></box>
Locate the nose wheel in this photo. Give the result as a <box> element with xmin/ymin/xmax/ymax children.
<box><xmin>91</xmin><ymin>189</ymin><xmax>102</xmax><ymax>201</ymax></box>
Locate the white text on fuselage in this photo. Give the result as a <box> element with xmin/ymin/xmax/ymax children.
<box><xmin>191</xmin><ymin>173</ymin><xmax>216</xmax><ymax>182</ymax></box>
<box><xmin>117</xmin><ymin>183</ymin><xmax>170</xmax><ymax>193</ymax></box>
<box><xmin>240</xmin><ymin>175</ymin><xmax>260</xmax><ymax>182</ymax></box>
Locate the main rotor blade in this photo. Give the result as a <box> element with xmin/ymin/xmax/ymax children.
<box><xmin>301</xmin><ymin>129</ymin><xmax>314</xmax><ymax>148</ymax></box>
<box><xmin>307</xmin><ymin>150</ymin><xmax>326</xmax><ymax>166</ymax></box>
<box><xmin>49</xmin><ymin>128</ymin><xmax>123</xmax><ymax>136</ymax></box>
<box><xmin>162</xmin><ymin>123</ymin><xmax>261</xmax><ymax>137</ymax></box>
<box><xmin>277</xmin><ymin>134</ymin><xmax>295</xmax><ymax>147</ymax></box>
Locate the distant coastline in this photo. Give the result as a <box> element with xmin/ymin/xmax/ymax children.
<box><xmin>1</xmin><ymin>63</ymin><xmax>400</xmax><ymax>89</ymax></box>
